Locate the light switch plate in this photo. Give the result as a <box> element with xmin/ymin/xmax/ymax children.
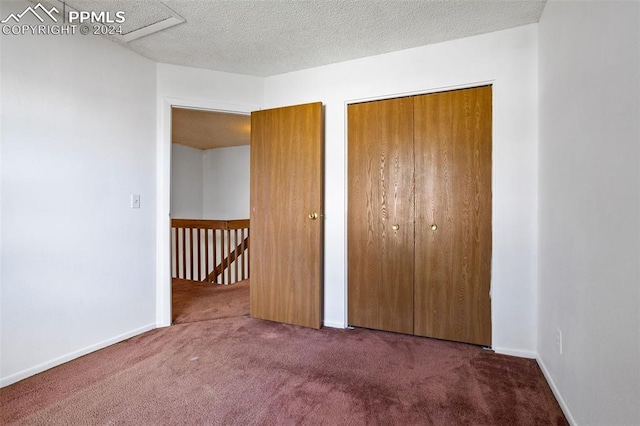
<box><xmin>131</xmin><ymin>194</ymin><xmax>141</xmax><ymax>209</ymax></box>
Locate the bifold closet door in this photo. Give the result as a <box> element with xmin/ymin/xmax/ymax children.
<box><xmin>413</xmin><ymin>86</ymin><xmax>492</xmax><ymax>346</ymax></box>
<box><xmin>347</xmin><ymin>97</ymin><xmax>415</xmax><ymax>334</ymax></box>
<box><xmin>250</xmin><ymin>102</ymin><xmax>324</xmax><ymax>329</ymax></box>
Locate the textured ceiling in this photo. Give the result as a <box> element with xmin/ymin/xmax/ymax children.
<box><xmin>64</xmin><ymin>0</ymin><xmax>547</xmax><ymax>77</ymax></box>
<box><xmin>58</xmin><ymin>1</ymin><xmax>546</xmax><ymax>146</ymax></box>
<box><xmin>172</xmin><ymin>108</ymin><xmax>250</xmax><ymax>150</ymax></box>
<box><xmin>64</xmin><ymin>0</ymin><xmax>172</xmax><ymax>34</ymax></box>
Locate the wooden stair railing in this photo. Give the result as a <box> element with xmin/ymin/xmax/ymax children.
<box><xmin>171</xmin><ymin>219</ymin><xmax>250</xmax><ymax>285</ymax></box>
<box><xmin>205</xmin><ymin>236</ymin><xmax>250</xmax><ymax>282</ymax></box>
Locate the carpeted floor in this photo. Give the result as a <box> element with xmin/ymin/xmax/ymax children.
<box><xmin>1</xmin><ymin>280</ymin><xmax>567</xmax><ymax>425</ymax></box>
<box><xmin>172</xmin><ymin>278</ymin><xmax>250</xmax><ymax>324</ymax></box>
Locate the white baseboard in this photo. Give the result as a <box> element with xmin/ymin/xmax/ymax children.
<box><xmin>323</xmin><ymin>320</ymin><xmax>346</xmax><ymax>329</ymax></box>
<box><xmin>492</xmin><ymin>346</ymin><xmax>537</xmax><ymax>359</ymax></box>
<box><xmin>536</xmin><ymin>356</ymin><xmax>577</xmax><ymax>426</ymax></box>
<box><xmin>0</xmin><ymin>323</ymin><xmax>156</xmax><ymax>388</ymax></box>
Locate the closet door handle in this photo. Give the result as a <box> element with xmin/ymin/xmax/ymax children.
<box><xmin>430</xmin><ymin>224</ymin><xmax>438</xmax><ymax>231</ymax></box>
<box><xmin>308</xmin><ymin>212</ymin><xmax>318</xmax><ymax>220</ymax></box>
<box><xmin>392</xmin><ymin>224</ymin><xmax>400</xmax><ymax>231</ymax></box>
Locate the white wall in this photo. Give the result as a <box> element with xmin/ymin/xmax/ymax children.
<box><xmin>0</xmin><ymin>1</ymin><xmax>157</xmax><ymax>385</ymax></box>
<box><xmin>171</xmin><ymin>143</ymin><xmax>203</xmax><ymax>219</ymax></box>
<box><xmin>156</xmin><ymin>64</ymin><xmax>262</xmax><ymax>326</ymax></box>
<box><xmin>537</xmin><ymin>1</ymin><xmax>640</xmax><ymax>424</ymax></box>
<box><xmin>170</xmin><ymin>143</ymin><xmax>250</xmax><ymax>220</ymax></box>
<box><xmin>263</xmin><ymin>25</ymin><xmax>539</xmax><ymax>354</ymax></box>
<box><xmin>203</xmin><ymin>145</ymin><xmax>251</xmax><ymax>220</ymax></box>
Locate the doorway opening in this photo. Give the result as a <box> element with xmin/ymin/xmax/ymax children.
<box><xmin>158</xmin><ymin>101</ymin><xmax>254</xmax><ymax>327</ymax></box>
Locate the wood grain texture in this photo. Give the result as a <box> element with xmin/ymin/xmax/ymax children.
<box><xmin>349</xmin><ymin>87</ymin><xmax>491</xmax><ymax>346</ymax></box>
<box><xmin>250</xmin><ymin>102</ymin><xmax>324</xmax><ymax>329</ymax></box>
<box><xmin>347</xmin><ymin>101</ymin><xmax>380</xmax><ymax>329</ymax></box>
<box><xmin>414</xmin><ymin>86</ymin><xmax>492</xmax><ymax>346</ymax></box>
<box><xmin>348</xmin><ymin>98</ymin><xmax>414</xmax><ymax>334</ymax></box>
<box><xmin>171</xmin><ymin>219</ymin><xmax>250</xmax><ymax>230</ymax></box>
<box><xmin>172</xmin><ymin>108</ymin><xmax>250</xmax><ymax>150</ymax></box>
<box><xmin>414</xmin><ymin>90</ymin><xmax>455</xmax><ymax>341</ymax></box>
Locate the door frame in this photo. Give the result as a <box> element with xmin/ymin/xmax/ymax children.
<box><xmin>156</xmin><ymin>97</ymin><xmax>259</xmax><ymax>327</ymax></box>
<box><xmin>343</xmin><ymin>80</ymin><xmax>495</xmax><ymax>333</ymax></box>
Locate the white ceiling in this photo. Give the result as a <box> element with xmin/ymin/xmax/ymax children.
<box><xmin>58</xmin><ymin>0</ymin><xmax>546</xmax><ymax>149</ymax></box>
<box><xmin>62</xmin><ymin>0</ymin><xmax>547</xmax><ymax>77</ymax></box>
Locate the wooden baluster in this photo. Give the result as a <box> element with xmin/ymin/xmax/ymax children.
<box><xmin>193</xmin><ymin>228</ymin><xmax>197</xmax><ymax>280</ymax></box>
<box><xmin>204</xmin><ymin>228</ymin><xmax>209</xmax><ymax>282</ymax></box>
<box><xmin>229</xmin><ymin>229</ymin><xmax>238</xmax><ymax>284</ymax></box>
<box><xmin>247</xmin><ymin>229</ymin><xmax>250</xmax><ymax>279</ymax></box>
<box><xmin>215</xmin><ymin>229</ymin><xmax>219</xmax><ymax>284</ymax></box>
<box><xmin>245</xmin><ymin>228</ymin><xmax>248</xmax><ymax>280</ymax></box>
<box><xmin>222</xmin><ymin>228</ymin><xmax>226</xmax><ymax>284</ymax></box>
<box><xmin>221</xmin><ymin>229</ymin><xmax>225</xmax><ymax>284</ymax></box>
<box><xmin>181</xmin><ymin>227</ymin><xmax>186</xmax><ymax>279</ymax></box>
<box><xmin>190</xmin><ymin>228</ymin><xmax>193</xmax><ymax>281</ymax></box>
<box><xmin>224</xmin><ymin>229</ymin><xmax>231</xmax><ymax>284</ymax></box>
<box><xmin>171</xmin><ymin>227</ymin><xmax>176</xmax><ymax>278</ymax></box>
<box><xmin>220</xmin><ymin>228</ymin><xmax>224</xmax><ymax>284</ymax></box>
<box><xmin>242</xmin><ymin>227</ymin><xmax>245</xmax><ymax>280</ymax></box>
<box><xmin>201</xmin><ymin>228</ymin><xmax>205</xmax><ymax>281</ymax></box>
<box><xmin>176</xmin><ymin>227</ymin><xmax>180</xmax><ymax>279</ymax></box>
<box><xmin>189</xmin><ymin>228</ymin><xmax>198</xmax><ymax>281</ymax></box>
<box><xmin>245</xmin><ymin>228</ymin><xmax>249</xmax><ymax>279</ymax></box>
<box><xmin>196</xmin><ymin>227</ymin><xmax>201</xmax><ymax>281</ymax></box>
<box><xmin>234</xmin><ymin>229</ymin><xmax>239</xmax><ymax>283</ymax></box>
<box><xmin>185</xmin><ymin>228</ymin><xmax>189</xmax><ymax>280</ymax></box>
<box><xmin>213</xmin><ymin>229</ymin><xmax>218</xmax><ymax>283</ymax></box>
<box><xmin>192</xmin><ymin>228</ymin><xmax>195</xmax><ymax>281</ymax></box>
<box><xmin>240</xmin><ymin>228</ymin><xmax>244</xmax><ymax>281</ymax></box>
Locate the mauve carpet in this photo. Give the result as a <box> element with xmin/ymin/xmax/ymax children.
<box><xmin>172</xmin><ymin>278</ymin><xmax>250</xmax><ymax>324</ymax></box>
<box><xmin>1</xmin><ymin>280</ymin><xmax>567</xmax><ymax>425</ymax></box>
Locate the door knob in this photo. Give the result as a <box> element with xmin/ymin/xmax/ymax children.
<box><xmin>392</xmin><ymin>224</ymin><xmax>400</xmax><ymax>231</ymax></box>
<box><xmin>430</xmin><ymin>224</ymin><xmax>438</xmax><ymax>231</ymax></box>
<box><xmin>308</xmin><ymin>212</ymin><xmax>318</xmax><ymax>220</ymax></box>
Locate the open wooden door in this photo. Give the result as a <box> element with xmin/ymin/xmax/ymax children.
<box><xmin>250</xmin><ymin>102</ymin><xmax>324</xmax><ymax>329</ymax></box>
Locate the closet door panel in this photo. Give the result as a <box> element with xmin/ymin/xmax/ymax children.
<box><xmin>414</xmin><ymin>87</ymin><xmax>492</xmax><ymax>346</ymax></box>
<box><xmin>347</xmin><ymin>101</ymin><xmax>381</xmax><ymax>329</ymax></box>
<box><xmin>414</xmin><ymin>91</ymin><xmax>455</xmax><ymax>338</ymax></box>
<box><xmin>348</xmin><ymin>98</ymin><xmax>414</xmax><ymax>334</ymax></box>
<box><xmin>451</xmin><ymin>87</ymin><xmax>492</xmax><ymax>346</ymax></box>
<box><xmin>378</xmin><ymin>97</ymin><xmax>414</xmax><ymax>334</ymax></box>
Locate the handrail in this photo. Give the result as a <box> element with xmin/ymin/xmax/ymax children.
<box><xmin>205</xmin><ymin>236</ymin><xmax>250</xmax><ymax>282</ymax></box>
<box><xmin>171</xmin><ymin>219</ymin><xmax>250</xmax><ymax>230</ymax></box>
<box><xmin>171</xmin><ymin>219</ymin><xmax>250</xmax><ymax>285</ymax></box>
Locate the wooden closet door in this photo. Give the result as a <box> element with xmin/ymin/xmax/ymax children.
<box><xmin>250</xmin><ymin>102</ymin><xmax>324</xmax><ymax>329</ymax></box>
<box><xmin>348</xmin><ymin>97</ymin><xmax>414</xmax><ymax>334</ymax></box>
<box><xmin>414</xmin><ymin>86</ymin><xmax>492</xmax><ymax>346</ymax></box>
